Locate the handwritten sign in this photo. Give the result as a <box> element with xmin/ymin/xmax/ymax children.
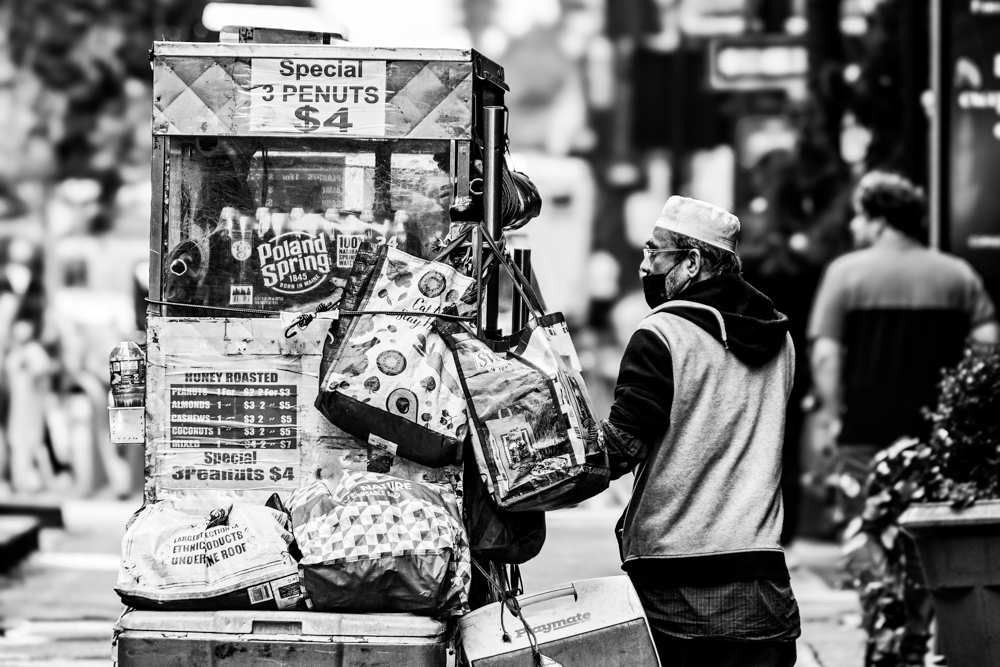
<box><xmin>162</xmin><ymin>368</ymin><xmax>300</xmax><ymax>491</ymax></box>
<box><xmin>250</xmin><ymin>58</ymin><xmax>387</xmax><ymax>136</ymax></box>
<box><xmin>168</xmin><ymin>370</ymin><xmax>298</xmax><ymax>450</ymax></box>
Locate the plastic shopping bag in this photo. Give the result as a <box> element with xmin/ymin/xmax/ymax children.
<box><xmin>436</xmin><ymin>315</ymin><xmax>609</xmax><ymax>512</ymax></box>
<box><xmin>288</xmin><ymin>472</ymin><xmax>470</xmax><ymax>616</ymax></box>
<box><xmin>115</xmin><ymin>497</ymin><xmax>307</xmax><ymax>611</ymax></box>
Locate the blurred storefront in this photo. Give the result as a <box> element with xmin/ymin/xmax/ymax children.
<box><xmin>0</xmin><ymin>0</ymin><xmax>948</xmax><ymax>527</ymax></box>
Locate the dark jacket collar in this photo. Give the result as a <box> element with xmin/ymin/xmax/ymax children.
<box><xmin>649</xmin><ymin>273</ymin><xmax>790</xmax><ymax>366</ymax></box>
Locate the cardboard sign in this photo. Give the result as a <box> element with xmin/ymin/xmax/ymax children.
<box><xmin>168</xmin><ymin>370</ymin><xmax>298</xmax><ymax>450</ymax></box>
<box><xmin>162</xmin><ymin>368</ymin><xmax>300</xmax><ymax>491</ymax></box>
<box><xmin>250</xmin><ymin>58</ymin><xmax>387</xmax><ymax>136</ymax></box>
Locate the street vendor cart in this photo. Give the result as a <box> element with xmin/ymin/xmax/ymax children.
<box><xmin>111</xmin><ymin>26</ymin><xmax>515</xmax><ymax>667</ymax></box>
<box><xmin>111</xmin><ymin>25</ymin><xmax>657</xmax><ymax>667</ymax></box>
<box><xmin>136</xmin><ymin>26</ymin><xmax>510</xmax><ymax>505</ymax></box>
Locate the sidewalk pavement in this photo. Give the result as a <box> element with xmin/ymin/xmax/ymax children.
<box><xmin>0</xmin><ymin>496</ymin><xmax>869</xmax><ymax>667</ymax></box>
<box><xmin>788</xmin><ymin>539</ymin><xmax>867</xmax><ymax>667</ymax></box>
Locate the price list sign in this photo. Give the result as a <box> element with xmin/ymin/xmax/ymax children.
<box><xmin>169</xmin><ymin>371</ymin><xmax>297</xmax><ymax>449</ymax></box>
<box><xmin>162</xmin><ymin>369</ymin><xmax>300</xmax><ymax>492</ymax></box>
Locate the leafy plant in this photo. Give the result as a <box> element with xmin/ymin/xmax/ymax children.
<box><xmin>850</xmin><ymin>346</ymin><xmax>1000</xmax><ymax>666</ymax></box>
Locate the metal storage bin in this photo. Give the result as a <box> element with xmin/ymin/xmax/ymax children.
<box><xmin>115</xmin><ymin>609</ymin><xmax>453</xmax><ymax>667</ymax></box>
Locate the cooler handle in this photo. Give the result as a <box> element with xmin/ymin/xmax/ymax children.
<box><xmin>516</xmin><ymin>585</ymin><xmax>577</xmax><ymax>607</ymax></box>
<box><xmin>252</xmin><ymin>620</ymin><xmax>303</xmax><ymax>635</ymax></box>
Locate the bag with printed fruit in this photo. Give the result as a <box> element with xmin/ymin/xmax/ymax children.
<box><xmin>115</xmin><ymin>495</ymin><xmax>308</xmax><ymax>611</ymax></box>
<box><xmin>316</xmin><ymin>241</ymin><xmax>479</xmax><ymax>467</ymax></box>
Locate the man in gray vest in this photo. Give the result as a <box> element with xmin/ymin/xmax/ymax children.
<box><xmin>603</xmin><ymin>196</ymin><xmax>800</xmax><ymax>666</ymax></box>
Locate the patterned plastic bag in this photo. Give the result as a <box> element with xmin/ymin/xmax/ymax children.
<box><xmin>316</xmin><ymin>243</ymin><xmax>476</xmax><ymax>467</ymax></box>
<box><xmin>115</xmin><ymin>498</ymin><xmax>307</xmax><ymax>611</ymax></box>
<box><xmin>288</xmin><ymin>472</ymin><xmax>470</xmax><ymax>616</ymax></box>
<box><xmin>436</xmin><ymin>315</ymin><xmax>609</xmax><ymax>511</ymax></box>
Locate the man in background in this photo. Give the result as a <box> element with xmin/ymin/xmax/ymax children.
<box><xmin>603</xmin><ymin>196</ymin><xmax>800</xmax><ymax>666</ymax></box>
<box><xmin>808</xmin><ymin>171</ymin><xmax>998</xmax><ymax>527</ymax></box>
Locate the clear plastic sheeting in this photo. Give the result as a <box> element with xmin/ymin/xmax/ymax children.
<box><xmin>163</xmin><ymin>137</ymin><xmax>453</xmax><ymax>314</ymax></box>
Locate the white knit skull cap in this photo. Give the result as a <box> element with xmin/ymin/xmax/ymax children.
<box><xmin>654</xmin><ymin>195</ymin><xmax>740</xmax><ymax>254</ymax></box>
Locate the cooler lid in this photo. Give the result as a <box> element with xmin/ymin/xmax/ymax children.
<box><xmin>119</xmin><ymin>610</ymin><xmax>447</xmax><ymax>639</ymax></box>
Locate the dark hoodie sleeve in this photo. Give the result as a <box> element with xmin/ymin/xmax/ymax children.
<box><xmin>608</xmin><ymin>328</ymin><xmax>673</xmax><ymax>444</ymax></box>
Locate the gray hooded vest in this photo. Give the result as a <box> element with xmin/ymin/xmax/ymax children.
<box><xmin>620</xmin><ymin>300</ymin><xmax>795</xmax><ymax>580</ymax></box>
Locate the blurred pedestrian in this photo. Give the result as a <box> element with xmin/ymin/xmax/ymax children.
<box><xmin>602</xmin><ymin>196</ymin><xmax>799</xmax><ymax>667</ymax></box>
<box><xmin>5</xmin><ymin>319</ymin><xmax>54</xmax><ymax>493</ymax></box>
<box><xmin>808</xmin><ymin>171</ymin><xmax>998</xmax><ymax>528</ymax></box>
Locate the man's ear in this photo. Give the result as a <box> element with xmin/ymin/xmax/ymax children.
<box><xmin>687</xmin><ymin>249</ymin><xmax>702</xmax><ymax>277</ymax></box>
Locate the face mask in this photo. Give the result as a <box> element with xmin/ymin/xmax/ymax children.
<box><xmin>642</xmin><ymin>273</ymin><xmax>668</xmax><ymax>309</ymax></box>
<box><xmin>642</xmin><ymin>256</ymin><xmax>691</xmax><ymax>309</ymax></box>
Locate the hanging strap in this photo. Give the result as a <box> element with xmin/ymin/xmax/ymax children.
<box><xmin>281</xmin><ymin>305</ymin><xmax>474</xmax><ymax>339</ymax></box>
<box><xmin>145</xmin><ymin>298</ymin><xmax>275</xmax><ymax>317</ymax></box>
<box><xmin>476</xmin><ymin>223</ymin><xmax>545</xmax><ymax>320</ymax></box>
<box><xmin>432</xmin><ymin>223</ymin><xmax>506</xmax><ymax>287</ymax></box>
<box><xmin>432</xmin><ymin>224</ymin><xmax>476</xmax><ymax>262</ymax></box>
<box><xmin>472</xmin><ymin>560</ymin><xmax>552</xmax><ymax>667</ymax></box>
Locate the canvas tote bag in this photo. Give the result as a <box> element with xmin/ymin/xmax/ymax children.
<box><xmin>316</xmin><ymin>241</ymin><xmax>478</xmax><ymax>467</ymax></box>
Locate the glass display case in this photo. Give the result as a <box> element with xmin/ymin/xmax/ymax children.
<box><xmin>162</xmin><ymin>136</ymin><xmax>454</xmax><ymax>313</ymax></box>
<box><xmin>149</xmin><ymin>38</ymin><xmax>507</xmax><ymax>317</ymax></box>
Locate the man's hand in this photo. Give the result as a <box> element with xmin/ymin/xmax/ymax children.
<box><xmin>810</xmin><ymin>336</ymin><xmax>843</xmax><ymax>430</ymax></box>
<box><xmin>602</xmin><ymin>420</ymin><xmax>650</xmax><ymax>480</ymax></box>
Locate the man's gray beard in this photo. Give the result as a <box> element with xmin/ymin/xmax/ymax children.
<box><xmin>662</xmin><ymin>271</ymin><xmax>690</xmax><ymax>300</ymax></box>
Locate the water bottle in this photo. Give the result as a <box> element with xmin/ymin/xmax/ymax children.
<box><xmin>109</xmin><ymin>341</ymin><xmax>145</xmax><ymax>408</ymax></box>
<box><xmin>255</xmin><ymin>206</ymin><xmax>271</xmax><ymax>237</ymax></box>
<box><xmin>207</xmin><ymin>206</ymin><xmax>238</xmax><ymax>305</ymax></box>
<box><xmin>271</xmin><ymin>211</ymin><xmax>289</xmax><ymax>239</ymax></box>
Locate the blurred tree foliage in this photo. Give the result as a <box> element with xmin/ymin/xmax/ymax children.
<box><xmin>4</xmin><ymin>0</ymin><xmax>157</xmax><ymax>229</ymax></box>
<box><xmin>744</xmin><ymin>0</ymin><xmax>929</xmax><ymax>279</ymax></box>
<box><xmin>853</xmin><ymin>346</ymin><xmax>1000</xmax><ymax>666</ymax></box>
<box><xmin>848</xmin><ymin>0</ymin><xmax>928</xmax><ymax>185</ymax></box>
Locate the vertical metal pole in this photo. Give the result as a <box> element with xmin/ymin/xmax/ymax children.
<box><xmin>473</xmin><ymin>224</ymin><xmax>483</xmax><ymax>333</ymax></box>
<box><xmin>511</xmin><ymin>248</ymin><xmax>532</xmax><ymax>331</ymax></box>
<box><xmin>373</xmin><ymin>143</ymin><xmax>393</xmax><ymax>224</ymax></box>
<box><xmin>930</xmin><ymin>0</ymin><xmax>943</xmax><ymax>249</ymax></box>
<box><xmin>150</xmin><ymin>135</ymin><xmax>166</xmax><ymax>317</ymax></box>
<box><xmin>510</xmin><ymin>249</ymin><xmax>523</xmax><ymax>333</ymax></box>
<box><xmin>482</xmin><ymin>106</ymin><xmax>506</xmax><ymax>336</ymax></box>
